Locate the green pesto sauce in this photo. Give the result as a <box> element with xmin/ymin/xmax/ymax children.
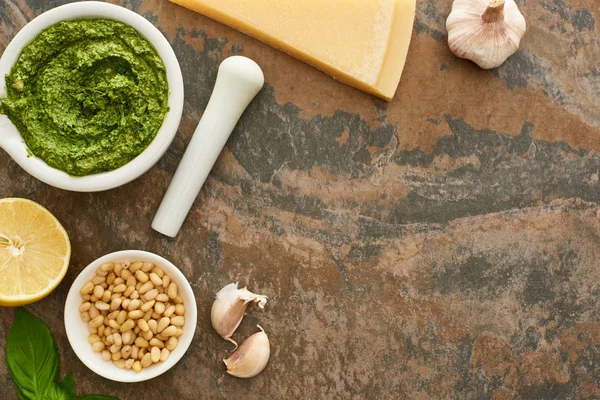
<box><xmin>0</xmin><ymin>19</ymin><xmax>169</xmax><ymax>176</ymax></box>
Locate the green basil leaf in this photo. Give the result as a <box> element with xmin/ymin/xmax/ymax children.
<box><xmin>6</xmin><ymin>308</ymin><xmax>59</xmax><ymax>400</ymax></box>
<box><xmin>58</xmin><ymin>373</ymin><xmax>76</xmax><ymax>398</ymax></box>
<box><xmin>41</xmin><ymin>382</ymin><xmax>74</xmax><ymax>400</ymax></box>
<box><xmin>78</xmin><ymin>396</ymin><xmax>120</xmax><ymax>400</ymax></box>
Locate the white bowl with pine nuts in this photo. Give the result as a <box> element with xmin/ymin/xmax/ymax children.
<box><xmin>64</xmin><ymin>250</ymin><xmax>197</xmax><ymax>382</ymax></box>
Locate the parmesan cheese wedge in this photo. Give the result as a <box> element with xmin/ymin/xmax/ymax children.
<box><xmin>169</xmin><ymin>0</ymin><xmax>417</xmax><ymax>100</ymax></box>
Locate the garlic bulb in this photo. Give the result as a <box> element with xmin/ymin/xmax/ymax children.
<box><xmin>223</xmin><ymin>326</ymin><xmax>270</xmax><ymax>378</ymax></box>
<box><xmin>211</xmin><ymin>283</ymin><xmax>267</xmax><ymax>345</ymax></box>
<box><xmin>446</xmin><ymin>0</ymin><xmax>526</xmax><ymax>69</ymax></box>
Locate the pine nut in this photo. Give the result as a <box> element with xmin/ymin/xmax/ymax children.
<box><xmin>98</xmin><ymin>325</ymin><xmax>105</xmax><ymax>337</ymax></box>
<box><xmin>152</xmin><ymin>266</ymin><xmax>164</xmax><ymax>278</ymax></box>
<box><xmin>166</xmin><ymin>337</ymin><xmax>177</xmax><ymax>351</ymax></box>
<box><xmin>120</xmin><ymin>319</ymin><xmax>135</xmax><ymax>333</ymax></box>
<box><xmin>160</xmin><ymin>348</ymin><xmax>170</xmax><ymax>362</ymax></box>
<box><xmin>81</xmin><ymin>312</ymin><xmax>91</xmax><ymax>322</ymax></box>
<box><xmin>135</xmin><ymin>282</ymin><xmax>142</xmax><ymax>291</ymax></box>
<box><xmin>88</xmin><ymin>334</ymin><xmax>101</xmax><ymax>344</ymax></box>
<box><xmin>110</xmin><ymin>297</ymin><xmax>122</xmax><ymax>311</ymax></box>
<box><xmin>142</xmin><ymin>330</ymin><xmax>153</xmax><ymax>341</ymax></box>
<box><xmin>81</xmin><ymin>282</ymin><xmax>94</xmax><ymax>295</ymax></box>
<box><xmin>123</xmin><ymin>286</ymin><xmax>135</xmax><ymax>298</ymax></box>
<box><xmin>93</xmin><ymin>285</ymin><xmax>104</xmax><ymax>298</ymax></box>
<box><xmin>155</xmin><ymin>334</ymin><xmax>168</xmax><ymax>341</ymax></box>
<box><xmin>113</xmin><ymin>333</ymin><xmax>123</xmax><ymax>346</ymax></box>
<box><xmin>95</xmin><ymin>301</ymin><xmax>109</xmax><ymax>311</ymax></box>
<box><xmin>124</xmin><ymin>358</ymin><xmax>135</xmax><ymax>370</ymax></box>
<box><xmin>100</xmin><ymin>282</ymin><xmax>108</xmax><ymax>289</ymax></box>
<box><xmin>167</xmin><ymin>283</ymin><xmax>178</xmax><ymax>299</ymax></box>
<box><xmin>148</xmin><ymin>319</ymin><xmax>158</xmax><ymax>334</ymax></box>
<box><xmin>134</xmin><ymin>326</ymin><xmax>141</xmax><ymax>334</ymax></box>
<box><xmin>156</xmin><ymin>294</ymin><xmax>169</xmax><ymax>303</ymax></box>
<box><xmin>151</xmin><ymin>346</ymin><xmax>161</xmax><ymax>363</ymax></box>
<box><xmin>175</xmin><ymin>304</ymin><xmax>185</xmax><ymax>316</ymax></box>
<box><xmin>92</xmin><ymin>341</ymin><xmax>105</xmax><ymax>352</ymax></box>
<box><xmin>113</xmin><ymin>284</ymin><xmax>126</xmax><ymax>293</ymax></box>
<box><xmin>79</xmin><ymin>302</ymin><xmax>91</xmax><ymax>312</ymax></box>
<box><xmin>130</xmin><ymin>261</ymin><xmax>143</xmax><ymax>273</ymax></box>
<box><xmin>138</xmin><ymin>319</ymin><xmax>150</xmax><ymax>332</ymax></box>
<box><xmin>104</xmin><ymin>327</ymin><xmax>113</xmax><ymax>336</ymax></box>
<box><xmin>106</xmin><ymin>335</ymin><xmax>115</xmax><ymax>344</ymax></box>
<box><xmin>121</xmin><ymin>345</ymin><xmax>132</xmax><ymax>359</ymax></box>
<box><xmin>128</xmin><ymin>299</ymin><xmax>141</xmax><ymax>311</ymax></box>
<box><xmin>174</xmin><ymin>295</ymin><xmax>184</xmax><ymax>305</ymax></box>
<box><xmin>100</xmin><ymin>262</ymin><xmax>115</xmax><ymax>272</ymax></box>
<box><xmin>91</xmin><ymin>275</ymin><xmax>106</xmax><ymax>285</ymax></box>
<box><xmin>89</xmin><ymin>326</ymin><xmax>98</xmax><ymax>334</ymax></box>
<box><xmin>161</xmin><ymin>326</ymin><xmax>177</xmax><ymax>337</ymax></box>
<box><xmin>162</xmin><ymin>275</ymin><xmax>171</xmax><ymax>289</ymax></box>
<box><xmin>96</xmin><ymin>268</ymin><xmax>108</xmax><ymax>277</ymax></box>
<box><xmin>150</xmin><ymin>338</ymin><xmax>164</xmax><ymax>348</ymax></box>
<box><xmin>149</xmin><ymin>273</ymin><xmax>163</xmax><ymax>287</ymax></box>
<box><xmin>111</xmin><ymin>352</ymin><xmax>121</xmax><ymax>361</ymax></box>
<box><xmin>130</xmin><ymin>290</ymin><xmax>140</xmax><ymax>300</ymax></box>
<box><xmin>141</xmin><ymin>352</ymin><xmax>153</xmax><ymax>368</ymax></box>
<box><xmin>113</xmin><ymin>359</ymin><xmax>125</xmax><ymax>369</ymax></box>
<box><xmin>122</xmin><ymin>299</ymin><xmax>130</xmax><ymax>310</ymax></box>
<box><xmin>131</xmin><ymin>345</ymin><xmax>139</xmax><ymax>360</ymax></box>
<box><xmin>135</xmin><ymin>270</ymin><xmax>149</xmax><ymax>283</ymax></box>
<box><xmin>122</xmin><ymin>330</ymin><xmax>133</xmax><ymax>345</ymax></box>
<box><xmin>157</xmin><ymin>317</ymin><xmax>170</xmax><ymax>333</ymax></box>
<box><xmin>142</xmin><ymin>262</ymin><xmax>154</xmax><ymax>272</ymax></box>
<box><xmin>107</xmin><ymin>310</ymin><xmax>119</xmax><ymax>320</ymax></box>
<box><xmin>110</xmin><ymin>343</ymin><xmax>122</xmax><ymax>354</ymax></box>
<box><xmin>128</xmin><ymin>310</ymin><xmax>144</xmax><ymax>320</ymax></box>
<box><xmin>89</xmin><ymin>315</ymin><xmax>104</xmax><ymax>328</ymax></box>
<box><xmin>141</xmin><ymin>300</ymin><xmax>155</xmax><ymax>312</ymax></box>
<box><xmin>90</xmin><ymin>295</ymin><xmax>99</xmax><ymax>303</ymax></box>
<box><xmin>135</xmin><ymin>337</ymin><xmax>149</xmax><ymax>348</ymax></box>
<box><xmin>106</xmin><ymin>272</ymin><xmax>116</xmax><ymax>285</ymax></box>
<box><xmin>82</xmin><ymin>294</ymin><xmax>91</xmax><ymax>302</ymax></box>
<box><xmin>101</xmin><ymin>350</ymin><xmax>111</xmax><ymax>361</ymax></box>
<box><xmin>139</xmin><ymin>281</ymin><xmax>154</xmax><ymax>294</ymax></box>
<box><xmin>175</xmin><ymin>328</ymin><xmax>184</xmax><ymax>337</ymax></box>
<box><xmin>101</xmin><ymin>290</ymin><xmax>111</xmax><ymax>303</ymax></box>
<box><xmin>117</xmin><ymin>310</ymin><xmax>127</xmax><ymax>325</ymax></box>
<box><xmin>138</xmin><ymin>348</ymin><xmax>147</xmax><ymax>360</ymax></box>
<box><xmin>121</xmin><ymin>269</ymin><xmax>132</xmax><ymax>280</ymax></box>
<box><xmin>171</xmin><ymin>316</ymin><xmax>185</xmax><ymax>327</ymax></box>
<box><xmin>108</xmin><ymin>320</ymin><xmax>121</xmax><ymax>330</ymax></box>
<box><xmin>151</xmin><ymin>312</ymin><xmax>162</xmax><ymax>320</ymax></box>
<box><xmin>143</xmin><ymin>310</ymin><xmax>153</xmax><ymax>321</ymax></box>
<box><xmin>144</xmin><ymin>289</ymin><xmax>158</xmax><ymax>301</ymax></box>
<box><xmin>164</xmin><ymin>305</ymin><xmax>175</xmax><ymax>318</ymax></box>
<box><xmin>114</xmin><ymin>277</ymin><xmax>125</xmax><ymax>286</ymax></box>
<box><xmin>132</xmin><ymin>361</ymin><xmax>142</xmax><ymax>372</ymax></box>
<box><xmin>154</xmin><ymin>302</ymin><xmax>165</xmax><ymax>314</ymax></box>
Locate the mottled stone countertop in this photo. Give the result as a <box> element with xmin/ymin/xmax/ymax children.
<box><xmin>1</xmin><ymin>0</ymin><xmax>599</xmax><ymax>399</ymax></box>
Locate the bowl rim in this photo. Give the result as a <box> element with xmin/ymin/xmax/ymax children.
<box><xmin>64</xmin><ymin>250</ymin><xmax>197</xmax><ymax>383</ymax></box>
<box><xmin>0</xmin><ymin>2</ymin><xmax>184</xmax><ymax>192</ymax></box>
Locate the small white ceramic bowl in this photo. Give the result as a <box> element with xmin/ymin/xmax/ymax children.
<box><xmin>64</xmin><ymin>250</ymin><xmax>197</xmax><ymax>383</ymax></box>
<box><xmin>0</xmin><ymin>2</ymin><xmax>184</xmax><ymax>192</ymax></box>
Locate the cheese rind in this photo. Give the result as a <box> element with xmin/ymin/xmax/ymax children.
<box><xmin>169</xmin><ymin>0</ymin><xmax>416</xmax><ymax>100</ymax></box>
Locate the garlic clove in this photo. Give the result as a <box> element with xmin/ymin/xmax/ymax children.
<box><xmin>223</xmin><ymin>326</ymin><xmax>270</xmax><ymax>378</ymax></box>
<box><xmin>446</xmin><ymin>0</ymin><xmax>526</xmax><ymax>69</ymax></box>
<box><xmin>211</xmin><ymin>283</ymin><xmax>267</xmax><ymax>344</ymax></box>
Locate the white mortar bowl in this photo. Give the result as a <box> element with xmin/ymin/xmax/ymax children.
<box><xmin>0</xmin><ymin>2</ymin><xmax>183</xmax><ymax>192</ymax></box>
<box><xmin>64</xmin><ymin>250</ymin><xmax>197</xmax><ymax>382</ymax></box>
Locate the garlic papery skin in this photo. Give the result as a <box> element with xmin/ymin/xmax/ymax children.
<box><xmin>446</xmin><ymin>0</ymin><xmax>526</xmax><ymax>69</ymax></box>
<box><xmin>223</xmin><ymin>327</ymin><xmax>270</xmax><ymax>378</ymax></box>
<box><xmin>211</xmin><ymin>283</ymin><xmax>268</xmax><ymax>345</ymax></box>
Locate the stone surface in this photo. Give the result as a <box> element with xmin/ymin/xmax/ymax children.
<box><xmin>0</xmin><ymin>0</ymin><xmax>599</xmax><ymax>398</ymax></box>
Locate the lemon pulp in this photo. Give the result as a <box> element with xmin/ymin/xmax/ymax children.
<box><xmin>0</xmin><ymin>198</ymin><xmax>71</xmax><ymax>306</ymax></box>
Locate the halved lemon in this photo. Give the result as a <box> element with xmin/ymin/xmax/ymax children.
<box><xmin>0</xmin><ymin>198</ymin><xmax>71</xmax><ymax>306</ymax></box>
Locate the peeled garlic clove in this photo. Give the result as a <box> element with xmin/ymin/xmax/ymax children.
<box><xmin>446</xmin><ymin>0</ymin><xmax>526</xmax><ymax>69</ymax></box>
<box><xmin>223</xmin><ymin>326</ymin><xmax>270</xmax><ymax>378</ymax></box>
<box><xmin>211</xmin><ymin>283</ymin><xmax>267</xmax><ymax>343</ymax></box>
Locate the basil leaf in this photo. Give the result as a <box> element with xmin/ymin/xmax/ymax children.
<box><xmin>42</xmin><ymin>382</ymin><xmax>74</xmax><ymax>400</ymax></box>
<box><xmin>6</xmin><ymin>308</ymin><xmax>59</xmax><ymax>400</ymax></box>
<box><xmin>58</xmin><ymin>374</ymin><xmax>76</xmax><ymax>398</ymax></box>
<box><xmin>78</xmin><ymin>396</ymin><xmax>120</xmax><ymax>400</ymax></box>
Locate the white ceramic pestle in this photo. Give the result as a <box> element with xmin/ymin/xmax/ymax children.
<box><xmin>152</xmin><ymin>56</ymin><xmax>264</xmax><ymax>237</ymax></box>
